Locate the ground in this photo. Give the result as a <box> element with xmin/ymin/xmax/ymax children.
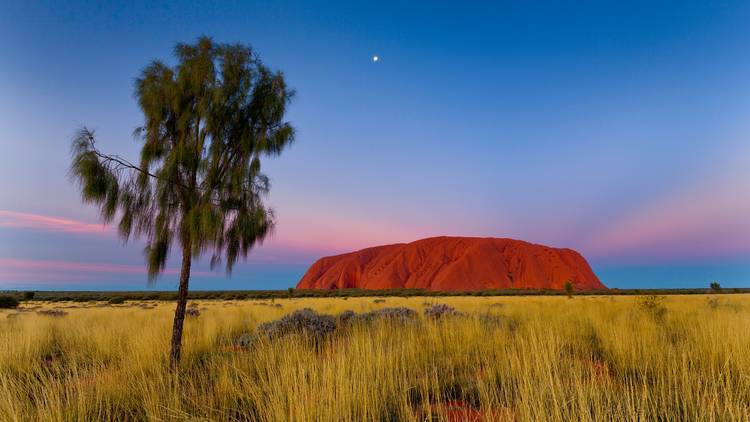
<box><xmin>1</xmin><ymin>295</ymin><xmax>749</xmax><ymax>421</ymax></box>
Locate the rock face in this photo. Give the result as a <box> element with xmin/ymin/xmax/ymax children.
<box><xmin>297</xmin><ymin>236</ymin><xmax>605</xmax><ymax>291</ymax></box>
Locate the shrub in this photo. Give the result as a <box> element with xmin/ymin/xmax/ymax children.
<box><xmin>478</xmin><ymin>312</ymin><xmax>504</xmax><ymax>326</ymax></box>
<box><xmin>638</xmin><ymin>295</ymin><xmax>667</xmax><ymax>321</ymax></box>
<box><xmin>37</xmin><ymin>309</ymin><xmax>67</xmax><ymax>317</ymax></box>
<box><xmin>108</xmin><ymin>297</ymin><xmax>125</xmax><ymax>305</ymax></box>
<box><xmin>373</xmin><ymin>299</ymin><xmax>386</xmax><ymax>304</ymax></box>
<box><xmin>0</xmin><ymin>296</ymin><xmax>19</xmax><ymax>309</ymax></box>
<box><xmin>710</xmin><ymin>282</ymin><xmax>721</xmax><ymax>292</ymax></box>
<box><xmin>424</xmin><ymin>304</ymin><xmax>464</xmax><ymax>319</ymax></box>
<box><xmin>337</xmin><ymin>310</ymin><xmax>357</xmax><ymax>325</ymax></box>
<box><xmin>23</xmin><ymin>291</ymin><xmax>35</xmax><ymax>301</ymax></box>
<box><xmin>564</xmin><ymin>281</ymin><xmax>574</xmax><ymax>298</ymax></box>
<box><xmin>355</xmin><ymin>307</ymin><xmax>418</xmax><ymax>324</ymax></box>
<box><xmin>257</xmin><ymin>308</ymin><xmax>337</xmax><ymax>340</ymax></box>
<box><xmin>232</xmin><ymin>333</ymin><xmax>255</xmax><ymax>349</ymax></box>
<box><xmin>186</xmin><ymin>308</ymin><xmax>201</xmax><ymax>317</ymax></box>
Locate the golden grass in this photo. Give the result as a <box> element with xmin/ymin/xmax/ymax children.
<box><xmin>1</xmin><ymin>295</ymin><xmax>749</xmax><ymax>421</ymax></box>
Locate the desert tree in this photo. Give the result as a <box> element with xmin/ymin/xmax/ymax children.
<box><xmin>564</xmin><ymin>280</ymin><xmax>574</xmax><ymax>298</ymax></box>
<box><xmin>70</xmin><ymin>37</ymin><xmax>295</xmax><ymax>365</ymax></box>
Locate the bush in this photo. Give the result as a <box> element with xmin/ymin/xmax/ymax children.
<box><xmin>337</xmin><ymin>310</ymin><xmax>357</xmax><ymax>325</ymax></box>
<box><xmin>424</xmin><ymin>304</ymin><xmax>464</xmax><ymax>319</ymax></box>
<box><xmin>710</xmin><ymin>282</ymin><xmax>721</xmax><ymax>292</ymax></box>
<box><xmin>478</xmin><ymin>312</ymin><xmax>504</xmax><ymax>326</ymax></box>
<box><xmin>564</xmin><ymin>281</ymin><xmax>574</xmax><ymax>298</ymax></box>
<box><xmin>257</xmin><ymin>308</ymin><xmax>337</xmax><ymax>340</ymax></box>
<box><xmin>38</xmin><ymin>309</ymin><xmax>67</xmax><ymax>317</ymax></box>
<box><xmin>638</xmin><ymin>295</ymin><xmax>667</xmax><ymax>321</ymax></box>
<box><xmin>23</xmin><ymin>291</ymin><xmax>35</xmax><ymax>301</ymax></box>
<box><xmin>186</xmin><ymin>308</ymin><xmax>201</xmax><ymax>317</ymax></box>
<box><xmin>0</xmin><ymin>296</ymin><xmax>19</xmax><ymax>309</ymax></box>
<box><xmin>353</xmin><ymin>307</ymin><xmax>418</xmax><ymax>324</ymax></box>
<box><xmin>232</xmin><ymin>332</ymin><xmax>255</xmax><ymax>349</ymax></box>
<box><xmin>108</xmin><ymin>297</ymin><xmax>125</xmax><ymax>305</ymax></box>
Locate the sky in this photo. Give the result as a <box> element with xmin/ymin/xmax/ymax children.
<box><xmin>1</xmin><ymin>0</ymin><xmax>749</xmax><ymax>290</ymax></box>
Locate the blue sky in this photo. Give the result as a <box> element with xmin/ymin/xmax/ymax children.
<box><xmin>1</xmin><ymin>1</ymin><xmax>749</xmax><ymax>290</ymax></box>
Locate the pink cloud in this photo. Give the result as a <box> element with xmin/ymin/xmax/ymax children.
<box><xmin>0</xmin><ymin>258</ymin><xmax>216</xmax><ymax>281</ymax></box>
<box><xmin>582</xmin><ymin>176</ymin><xmax>750</xmax><ymax>262</ymax></box>
<box><xmin>0</xmin><ymin>210</ymin><xmax>113</xmax><ymax>235</ymax></box>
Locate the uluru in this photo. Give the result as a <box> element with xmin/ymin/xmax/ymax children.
<box><xmin>297</xmin><ymin>236</ymin><xmax>605</xmax><ymax>291</ymax></box>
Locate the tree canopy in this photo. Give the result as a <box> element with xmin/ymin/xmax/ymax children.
<box><xmin>70</xmin><ymin>37</ymin><xmax>295</xmax><ymax>280</ymax></box>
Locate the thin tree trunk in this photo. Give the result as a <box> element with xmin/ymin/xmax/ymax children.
<box><xmin>170</xmin><ymin>240</ymin><xmax>192</xmax><ymax>367</ymax></box>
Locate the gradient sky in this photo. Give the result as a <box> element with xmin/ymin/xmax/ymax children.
<box><xmin>1</xmin><ymin>0</ymin><xmax>749</xmax><ymax>290</ymax></box>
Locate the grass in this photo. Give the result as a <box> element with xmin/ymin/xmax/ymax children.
<box><xmin>1</xmin><ymin>295</ymin><xmax>749</xmax><ymax>420</ymax></box>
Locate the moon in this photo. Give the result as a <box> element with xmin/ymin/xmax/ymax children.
<box><xmin>372</xmin><ymin>55</ymin><xmax>379</xmax><ymax>62</ymax></box>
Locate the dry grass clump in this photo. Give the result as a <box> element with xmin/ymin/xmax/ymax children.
<box><xmin>0</xmin><ymin>295</ymin><xmax>749</xmax><ymax>421</ymax></box>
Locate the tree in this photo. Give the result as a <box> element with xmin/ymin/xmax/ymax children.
<box><xmin>70</xmin><ymin>37</ymin><xmax>295</xmax><ymax>366</ymax></box>
<box><xmin>564</xmin><ymin>281</ymin><xmax>574</xmax><ymax>298</ymax></box>
<box><xmin>710</xmin><ymin>281</ymin><xmax>721</xmax><ymax>292</ymax></box>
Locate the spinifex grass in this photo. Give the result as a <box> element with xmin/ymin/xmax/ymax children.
<box><xmin>1</xmin><ymin>295</ymin><xmax>749</xmax><ymax>421</ymax></box>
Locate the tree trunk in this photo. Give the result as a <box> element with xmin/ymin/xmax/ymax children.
<box><xmin>170</xmin><ymin>240</ymin><xmax>192</xmax><ymax>367</ymax></box>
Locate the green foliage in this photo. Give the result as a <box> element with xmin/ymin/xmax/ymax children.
<box><xmin>23</xmin><ymin>291</ymin><xmax>35</xmax><ymax>301</ymax></box>
<box><xmin>0</xmin><ymin>295</ymin><xmax>19</xmax><ymax>309</ymax></box>
<box><xmin>287</xmin><ymin>287</ymin><xmax>294</xmax><ymax>299</ymax></box>
<box><xmin>108</xmin><ymin>297</ymin><xmax>126</xmax><ymax>305</ymax></box>
<box><xmin>710</xmin><ymin>281</ymin><xmax>721</xmax><ymax>292</ymax></box>
<box><xmin>70</xmin><ymin>36</ymin><xmax>295</xmax><ymax>281</ymax></box>
<box><xmin>564</xmin><ymin>281</ymin><xmax>574</xmax><ymax>297</ymax></box>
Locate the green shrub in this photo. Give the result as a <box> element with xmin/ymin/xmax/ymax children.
<box><xmin>564</xmin><ymin>281</ymin><xmax>574</xmax><ymax>298</ymax></box>
<box><xmin>0</xmin><ymin>296</ymin><xmax>19</xmax><ymax>309</ymax></box>
<box><xmin>23</xmin><ymin>291</ymin><xmax>35</xmax><ymax>301</ymax></box>
<box><xmin>108</xmin><ymin>297</ymin><xmax>125</xmax><ymax>305</ymax></box>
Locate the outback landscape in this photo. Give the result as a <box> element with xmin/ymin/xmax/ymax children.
<box><xmin>2</xmin><ymin>294</ymin><xmax>749</xmax><ymax>421</ymax></box>
<box><xmin>3</xmin><ymin>2</ymin><xmax>750</xmax><ymax>421</ymax></box>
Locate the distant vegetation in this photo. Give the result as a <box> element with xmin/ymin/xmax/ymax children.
<box><xmin>0</xmin><ymin>296</ymin><xmax>19</xmax><ymax>309</ymax></box>
<box><xmin>1</xmin><ymin>295</ymin><xmax>748</xmax><ymax>419</ymax></box>
<box><xmin>1</xmin><ymin>287</ymin><xmax>747</xmax><ymax>303</ymax></box>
